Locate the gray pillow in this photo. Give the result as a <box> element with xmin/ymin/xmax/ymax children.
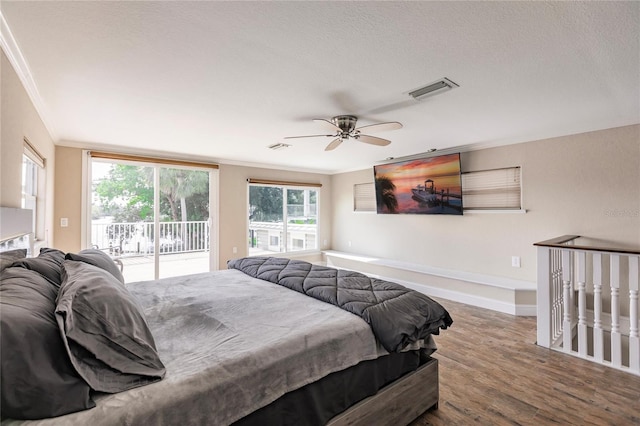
<box><xmin>56</xmin><ymin>260</ymin><xmax>165</xmax><ymax>393</ymax></box>
<box><xmin>65</xmin><ymin>249</ymin><xmax>124</xmax><ymax>283</ymax></box>
<box><xmin>0</xmin><ymin>248</ymin><xmax>27</xmax><ymax>272</ymax></box>
<box><xmin>0</xmin><ymin>267</ymin><xmax>94</xmax><ymax>420</ymax></box>
<box><xmin>11</xmin><ymin>248</ymin><xmax>66</xmax><ymax>286</ymax></box>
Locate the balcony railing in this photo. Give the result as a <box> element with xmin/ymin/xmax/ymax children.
<box><xmin>92</xmin><ymin>220</ymin><xmax>209</xmax><ymax>256</ymax></box>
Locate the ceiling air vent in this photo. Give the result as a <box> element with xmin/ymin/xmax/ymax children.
<box><xmin>268</xmin><ymin>143</ymin><xmax>291</xmax><ymax>150</ymax></box>
<box><xmin>408</xmin><ymin>78</ymin><xmax>459</xmax><ymax>100</ymax></box>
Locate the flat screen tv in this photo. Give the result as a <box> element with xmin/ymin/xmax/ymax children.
<box><xmin>373</xmin><ymin>153</ymin><xmax>463</xmax><ymax>215</ymax></box>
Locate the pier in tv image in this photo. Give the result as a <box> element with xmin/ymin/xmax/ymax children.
<box><xmin>373</xmin><ymin>153</ymin><xmax>463</xmax><ymax>215</ymax></box>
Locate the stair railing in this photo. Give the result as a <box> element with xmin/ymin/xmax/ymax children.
<box><xmin>535</xmin><ymin>235</ymin><xmax>639</xmax><ymax>376</ymax></box>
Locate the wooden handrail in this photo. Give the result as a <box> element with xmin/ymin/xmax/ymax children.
<box><xmin>534</xmin><ymin>235</ymin><xmax>640</xmax><ymax>255</ymax></box>
<box><xmin>534</xmin><ymin>235</ymin><xmax>581</xmax><ymax>246</ymax></box>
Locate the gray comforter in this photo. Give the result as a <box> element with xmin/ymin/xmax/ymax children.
<box><xmin>228</xmin><ymin>257</ymin><xmax>453</xmax><ymax>352</ymax></box>
<box><xmin>2</xmin><ymin>269</ymin><xmax>389</xmax><ymax>426</ymax></box>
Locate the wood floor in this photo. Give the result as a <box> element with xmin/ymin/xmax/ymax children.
<box><xmin>410</xmin><ymin>299</ymin><xmax>640</xmax><ymax>426</ymax></box>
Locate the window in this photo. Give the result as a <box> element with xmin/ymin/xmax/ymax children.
<box><xmin>248</xmin><ymin>180</ymin><xmax>320</xmax><ymax>255</ymax></box>
<box><xmin>353</xmin><ymin>183</ymin><xmax>376</xmax><ymax>212</ymax></box>
<box><xmin>22</xmin><ymin>140</ymin><xmax>45</xmax><ymax>238</ymax></box>
<box><xmin>291</xmin><ymin>237</ymin><xmax>305</xmax><ymax>250</ymax></box>
<box><xmin>461</xmin><ymin>167</ymin><xmax>522</xmax><ymax>210</ymax></box>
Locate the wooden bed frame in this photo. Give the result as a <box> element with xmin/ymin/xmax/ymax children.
<box><xmin>328</xmin><ymin>357</ymin><xmax>439</xmax><ymax>426</ymax></box>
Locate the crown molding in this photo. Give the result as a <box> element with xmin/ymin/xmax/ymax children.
<box><xmin>0</xmin><ymin>11</ymin><xmax>58</xmax><ymax>141</ymax></box>
<box><xmin>56</xmin><ymin>139</ymin><xmax>336</xmax><ymax>175</ymax></box>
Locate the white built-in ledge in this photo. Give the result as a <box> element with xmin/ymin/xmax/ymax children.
<box><xmin>322</xmin><ymin>250</ymin><xmax>535</xmax><ymax>291</ymax></box>
<box><xmin>322</xmin><ymin>250</ymin><xmax>537</xmax><ymax>316</ymax></box>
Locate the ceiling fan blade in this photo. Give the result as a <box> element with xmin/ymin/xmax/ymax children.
<box><xmin>284</xmin><ymin>134</ymin><xmax>334</xmax><ymax>139</ymax></box>
<box><xmin>357</xmin><ymin>134</ymin><xmax>391</xmax><ymax>146</ymax></box>
<box><xmin>313</xmin><ymin>119</ymin><xmax>341</xmax><ymax>132</ymax></box>
<box><xmin>325</xmin><ymin>138</ymin><xmax>343</xmax><ymax>151</ymax></box>
<box><xmin>355</xmin><ymin>121</ymin><xmax>403</xmax><ymax>133</ymax></box>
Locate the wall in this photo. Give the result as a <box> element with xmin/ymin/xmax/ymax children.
<box><xmin>331</xmin><ymin>125</ymin><xmax>640</xmax><ymax>284</ymax></box>
<box><xmin>1</xmin><ymin>50</ymin><xmax>55</xmax><ymax>245</ymax></box>
<box><xmin>53</xmin><ymin>146</ymin><xmax>83</xmax><ymax>252</ymax></box>
<box><xmin>51</xmin><ymin>147</ymin><xmax>332</xmax><ymax>268</ymax></box>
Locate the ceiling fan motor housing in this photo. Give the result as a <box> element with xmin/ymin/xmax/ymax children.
<box><xmin>332</xmin><ymin>115</ymin><xmax>358</xmax><ymax>136</ymax></box>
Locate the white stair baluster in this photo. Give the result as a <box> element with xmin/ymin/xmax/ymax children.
<box><xmin>629</xmin><ymin>255</ymin><xmax>639</xmax><ymax>373</ymax></box>
<box><xmin>554</xmin><ymin>249</ymin><xmax>562</xmax><ymax>343</ymax></box>
<box><xmin>552</xmin><ymin>249</ymin><xmax>560</xmax><ymax>342</ymax></box>
<box><xmin>562</xmin><ymin>250</ymin><xmax>573</xmax><ymax>353</ymax></box>
<box><xmin>611</xmin><ymin>254</ymin><xmax>622</xmax><ymax>367</ymax></box>
<box><xmin>593</xmin><ymin>253</ymin><xmax>604</xmax><ymax>363</ymax></box>
<box><xmin>577</xmin><ymin>251</ymin><xmax>587</xmax><ymax>357</ymax></box>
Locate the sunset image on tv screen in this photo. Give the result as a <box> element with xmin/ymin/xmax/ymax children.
<box><xmin>373</xmin><ymin>153</ymin><xmax>463</xmax><ymax>215</ymax></box>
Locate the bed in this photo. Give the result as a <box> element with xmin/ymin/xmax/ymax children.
<box><xmin>0</xmin><ymin>247</ymin><xmax>452</xmax><ymax>425</ymax></box>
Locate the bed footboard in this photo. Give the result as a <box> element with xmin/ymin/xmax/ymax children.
<box><xmin>327</xmin><ymin>357</ymin><xmax>439</xmax><ymax>426</ymax></box>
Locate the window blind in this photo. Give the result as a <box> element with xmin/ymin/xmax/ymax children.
<box><xmin>461</xmin><ymin>167</ymin><xmax>521</xmax><ymax>210</ymax></box>
<box><xmin>353</xmin><ymin>183</ymin><xmax>376</xmax><ymax>212</ymax></box>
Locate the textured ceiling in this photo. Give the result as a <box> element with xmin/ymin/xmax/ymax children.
<box><xmin>1</xmin><ymin>1</ymin><xmax>639</xmax><ymax>173</ymax></box>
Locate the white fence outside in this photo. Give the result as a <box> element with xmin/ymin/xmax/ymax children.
<box><xmin>92</xmin><ymin>220</ymin><xmax>210</xmax><ymax>256</ymax></box>
<box><xmin>536</xmin><ymin>235</ymin><xmax>640</xmax><ymax>376</ymax></box>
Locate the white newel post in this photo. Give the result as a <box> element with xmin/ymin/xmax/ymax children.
<box><xmin>576</xmin><ymin>251</ymin><xmax>587</xmax><ymax>356</ymax></box>
<box><xmin>630</xmin><ymin>255</ymin><xmax>639</xmax><ymax>373</ymax></box>
<box><xmin>610</xmin><ymin>254</ymin><xmax>622</xmax><ymax>368</ymax></box>
<box><xmin>562</xmin><ymin>250</ymin><xmax>573</xmax><ymax>352</ymax></box>
<box><xmin>537</xmin><ymin>246</ymin><xmax>552</xmax><ymax>348</ymax></box>
<box><xmin>593</xmin><ymin>253</ymin><xmax>604</xmax><ymax>363</ymax></box>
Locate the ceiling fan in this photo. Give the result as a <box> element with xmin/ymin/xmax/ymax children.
<box><xmin>285</xmin><ymin>115</ymin><xmax>402</xmax><ymax>151</ymax></box>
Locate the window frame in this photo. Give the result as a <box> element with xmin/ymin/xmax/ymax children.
<box><xmin>353</xmin><ymin>182</ymin><xmax>377</xmax><ymax>213</ymax></box>
<box><xmin>81</xmin><ymin>150</ymin><xmax>220</xmax><ymax>277</ymax></box>
<box><xmin>22</xmin><ymin>139</ymin><xmax>46</xmax><ymax>240</ymax></box>
<box><xmin>247</xmin><ymin>181</ymin><xmax>321</xmax><ymax>256</ymax></box>
<box><xmin>461</xmin><ymin>166</ymin><xmax>524</xmax><ymax>213</ymax></box>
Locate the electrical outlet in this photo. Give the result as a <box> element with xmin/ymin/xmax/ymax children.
<box><xmin>348</xmin><ymin>240</ymin><xmax>352</xmax><ymax>247</ymax></box>
<box><xmin>60</xmin><ymin>218</ymin><xmax>69</xmax><ymax>227</ymax></box>
<box><xmin>232</xmin><ymin>247</ymin><xmax>238</xmax><ymax>254</ymax></box>
<box><xmin>511</xmin><ymin>256</ymin><xmax>521</xmax><ymax>268</ymax></box>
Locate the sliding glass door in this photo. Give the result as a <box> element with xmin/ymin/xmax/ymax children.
<box><xmin>88</xmin><ymin>155</ymin><xmax>217</xmax><ymax>282</ymax></box>
<box><xmin>157</xmin><ymin>166</ymin><xmax>211</xmax><ymax>279</ymax></box>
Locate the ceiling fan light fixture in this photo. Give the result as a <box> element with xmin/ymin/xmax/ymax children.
<box><xmin>409</xmin><ymin>78</ymin><xmax>459</xmax><ymax>100</ymax></box>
